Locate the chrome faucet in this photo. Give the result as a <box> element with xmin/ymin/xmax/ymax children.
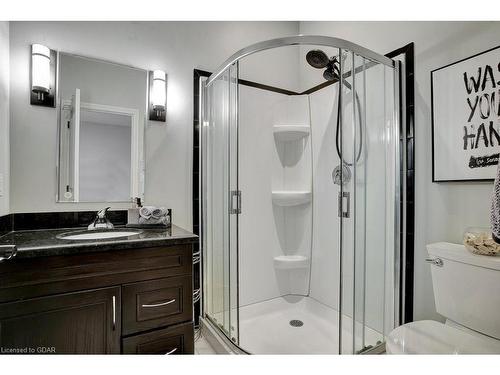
<box><xmin>88</xmin><ymin>207</ymin><xmax>114</xmax><ymax>230</ymax></box>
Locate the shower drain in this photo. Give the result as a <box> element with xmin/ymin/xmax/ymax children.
<box><xmin>289</xmin><ymin>319</ymin><xmax>304</xmax><ymax>327</ymax></box>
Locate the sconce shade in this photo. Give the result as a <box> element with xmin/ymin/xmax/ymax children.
<box><xmin>149</xmin><ymin>69</ymin><xmax>167</xmax><ymax>122</ymax></box>
<box><xmin>151</xmin><ymin>70</ymin><xmax>166</xmax><ymax>111</ymax></box>
<box><xmin>31</xmin><ymin>44</ymin><xmax>51</xmax><ymax>94</ymax></box>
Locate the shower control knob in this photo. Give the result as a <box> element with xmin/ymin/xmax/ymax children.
<box><xmin>332</xmin><ymin>164</ymin><xmax>351</xmax><ymax>186</ymax></box>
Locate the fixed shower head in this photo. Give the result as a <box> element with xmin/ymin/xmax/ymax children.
<box><xmin>306</xmin><ymin>49</ymin><xmax>330</xmax><ymax>69</ymax></box>
<box><xmin>307</xmin><ymin>50</ymin><xmax>341</xmax><ymax>81</ymax></box>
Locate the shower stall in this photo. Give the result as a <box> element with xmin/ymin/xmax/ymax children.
<box><xmin>200</xmin><ymin>36</ymin><xmax>402</xmax><ymax>354</ymax></box>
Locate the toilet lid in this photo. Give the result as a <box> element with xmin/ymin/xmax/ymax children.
<box><xmin>387</xmin><ymin>320</ymin><xmax>500</xmax><ymax>354</ymax></box>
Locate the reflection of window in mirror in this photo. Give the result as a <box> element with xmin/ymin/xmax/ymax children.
<box><xmin>57</xmin><ymin>53</ymin><xmax>146</xmax><ymax>203</ymax></box>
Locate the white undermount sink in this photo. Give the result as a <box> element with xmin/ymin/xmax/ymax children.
<box><xmin>57</xmin><ymin>230</ymin><xmax>142</xmax><ymax>241</ymax></box>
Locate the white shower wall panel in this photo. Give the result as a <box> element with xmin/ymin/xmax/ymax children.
<box><xmin>239</xmin><ymin>86</ymin><xmax>290</xmax><ymax>306</ymax></box>
<box><xmin>309</xmin><ymin>84</ymin><xmax>341</xmax><ymax>310</ymax></box>
<box><xmin>239</xmin><ymin>86</ymin><xmax>312</xmax><ymax>306</ymax></box>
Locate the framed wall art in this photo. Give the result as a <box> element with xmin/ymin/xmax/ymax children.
<box><xmin>431</xmin><ymin>45</ymin><xmax>500</xmax><ymax>182</ymax></box>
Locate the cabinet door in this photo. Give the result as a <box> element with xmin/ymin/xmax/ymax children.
<box><xmin>0</xmin><ymin>287</ymin><xmax>120</xmax><ymax>354</ymax></box>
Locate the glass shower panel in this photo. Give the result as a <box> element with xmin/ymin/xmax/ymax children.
<box><xmin>340</xmin><ymin>54</ymin><xmax>399</xmax><ymax>354</ymax></box>
<box><xmin>352</xmin><ymin>54</ymin><xmax>367</xmax><ymax>353</ymax></box>
<box><xmin>228</xmin><ymin>63</ymin><xmax>239</xmax><ymax>345</ymax></box>
<box><xmin>361</xmin><ymin>61</ymin><xmax>398</xmax><ymax>350</ymax></box>
<box><xmin>339</xmin><ymin>49</ymin><xmax>356</xmax><ymax>354</ymax></box>
<box><xmin>202</xmin><ymin>63</ymin><xmax>239</xmax><ymax>344</ymax></box>
<box><xmin>383</xmin><ymin>64</ymin><xmax>399</xmax><ymax>337</ymax></box>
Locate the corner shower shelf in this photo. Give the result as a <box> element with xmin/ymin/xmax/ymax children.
<box><xmin>272</xmin><ymin>191</ymin><xmax>312</xmax><ymax>207</ymax></box>
<box><xmin>273</xmin><ymin>255</ymin><xmax>310</xmax><ymax>270</ymax></box>
<box><xmin>273</xmin><ymin>125</ymin><xmax>310</xmax><ymax>142</ymax></box>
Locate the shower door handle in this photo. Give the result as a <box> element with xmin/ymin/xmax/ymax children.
<box><xmin>338</xmin><ymin>192</ymin><xmax>350</xmax><ymax>218</ymax></box>
<box><xmin>229</xmin><ymin>190</ymin><xmax>241</xmax><ymax>214</ymax></box>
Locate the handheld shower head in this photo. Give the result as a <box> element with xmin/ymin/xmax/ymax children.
<box><xmin>323</xmin><ymin>65</ymin><xmax>337</xmax><ymax>81</ymax></box>
<box><xmin>323</xmin><ymin>57</ymin><xmax>341</xmax><ymax>81</ymax></box>
<box><xmin>306</xmin><ymin>49</ymin><xmax>330</xmax><ymax>69</ymax></box>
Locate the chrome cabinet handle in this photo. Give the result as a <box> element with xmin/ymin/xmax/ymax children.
<box><xmin>166</xmin><ymin>348</ymin><xmax>177</xmax><ymax>355</ymax></box>
<box><xmin>142</xmin><ymin>299</ymin><xmax>176</xmax><ymax>308</ymax></box>
<box><xmin>425</xmin><ymin>257</ymin><xmax>443</xmax><ymax>267</ymax></box>
<box><xmin>0</xmin><ymin>245</ymin><xmax>17</xmax><ymax>262</ymax></box>
<box><xmin>112</xmin><ymin>295</ymin><xmax>116</xmax><ymax>330</ymax></box>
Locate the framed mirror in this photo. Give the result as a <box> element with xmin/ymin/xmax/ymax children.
<box><xmin>56</xmin><ymin>53</ymin><xmax>147</xmax><ymax>203</ymax></box>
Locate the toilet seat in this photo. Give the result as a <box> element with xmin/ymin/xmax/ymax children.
<box><xmin>386</xmin><ymin>320</ymin><xmax>500</xmax><ymax>354</ymax></box>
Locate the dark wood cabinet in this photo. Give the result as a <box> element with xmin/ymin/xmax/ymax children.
<box><xmin>0</xmin><ymin>287</ymin><xmax>121</xmax><ymax>354</ymax></box>
<box><xmin>0</xmin><ymin>244</ymin><xmax>194</xmax><ymax>354</ymax></box>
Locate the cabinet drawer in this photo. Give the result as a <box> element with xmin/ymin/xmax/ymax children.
<box><xmin>122</xmin><ymin>275</ymin><xmax>192</xmax><ymax>335</ymax></box>
<box><xmin>122</xmin><ymin>322</ymin><xmax>194</xmax><ymax>354</ymax></box>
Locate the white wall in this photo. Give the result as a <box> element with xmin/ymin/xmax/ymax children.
<box><xmin>9</xmin><ymin>21</ymin><xmax>299</xmax><ymax>229</ymax></box>
<box><xmin>0</xmin><ymin>22</ymin><xmax>9</xmax><ymax>216</ymax></box>
<box><xmin>300</xmin><ymin>21</ymin><xmax>500</xmax><ymax>322</ymax></box>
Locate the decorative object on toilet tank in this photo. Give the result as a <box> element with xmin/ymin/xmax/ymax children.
<box><xmin>148</xmin><ymin>70</ymin><xmax>167</xmax><ymax>122</ymax></box>
<box><xmin>463</xmin><ymin>227</ymin><xmax>500</xmax><ymax>255</ymax></box>
<box><xmin>431</xmin><ymin>45</ymin><xmax>500</xmax><ymax>182</ymax></box>
<box><xmin>30</xmin><ymin>43</ymin><xmax>57</xmax><ymax>107</ymax></box>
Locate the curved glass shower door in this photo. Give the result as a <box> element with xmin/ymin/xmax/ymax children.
<box><xmin>202</xmin><ymin>63</ymin><xmax>239</xmax><ymax>345</ymax></box>
<box><xmin>338</xmin><ymin>51</ymin><xmax>399</xmax><ymax>354</ymax></box>
<box><xmin>201</xmin><ymin>36</ymin><xmax>401</xmax><ymax>355</ymax></box>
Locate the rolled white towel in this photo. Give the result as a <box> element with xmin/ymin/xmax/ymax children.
<box><xmin>139</xmin><ymin>206</ymin><xmax>155</xmax><ymax>219</ymax></box>
<box><xmin>152</xmin><ymin>207</ymin><xmax>168</xmax><ymax>220</ymax></box>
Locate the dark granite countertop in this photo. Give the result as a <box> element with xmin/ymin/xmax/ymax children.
<box><xmin>0</xmin><ymin>224</ymin><xmax>198</xmax><ymax>259</ymax></box>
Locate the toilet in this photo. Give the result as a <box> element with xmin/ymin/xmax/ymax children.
<box><xmin>387</xmin><ymin>242</ymin><xmax>500</xmax><ymax>354</ymax></box>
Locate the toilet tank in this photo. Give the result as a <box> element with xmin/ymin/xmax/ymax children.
<box><xmin>427</xmin><ymin>242</ymin><xmax>500</xmax><ymax>340</ymax></box>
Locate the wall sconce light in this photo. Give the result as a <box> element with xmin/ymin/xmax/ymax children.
<box><xmin>149</xmin><ymin>70</ymin><xmax>167</xmax><ymax>122</ymax></box>
<box><xmin>30</xmin><ymin>43</ymin><xmax>57</xmax><ymax>107</ymax></box>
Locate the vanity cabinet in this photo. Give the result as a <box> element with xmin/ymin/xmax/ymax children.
<box><xmin>0</xmin><ymin>244</ymin><xmax>194</xmax><ymax>355</ymax></box>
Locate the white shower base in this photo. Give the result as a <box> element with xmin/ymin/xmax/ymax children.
<box><xmin>238</xmin><ymin>295</ymin><xmax>382</xmax><ymax>354</ymax></box>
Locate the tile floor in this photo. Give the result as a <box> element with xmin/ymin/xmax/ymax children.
<box><xmin>195</xmin><ymin>333</ymin><xmax>217</xmax><ymax>354</ymax></box>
